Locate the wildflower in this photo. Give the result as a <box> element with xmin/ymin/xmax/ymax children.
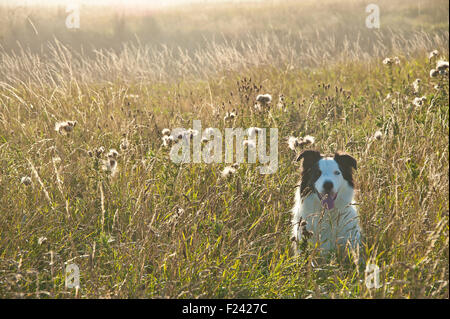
<box><xmin>429</xmin><ymin>50</ymin><xmax>439</xmax><ymax>60</ymax></box>
<box><xmin>221</xmin><ymin>166</ymin><xmax>236</xmax><ymax>179</ymax></box>
<box><xmin>302</xmin><ymin>135</ymin><xmax>315</xmax><ymax>146</ymax></box>
<box><xmin>119</xmin><ymin>138</ymin><xmax>129</xmax><ymax>151</ymax></box>
<box><xmin>102</xmin><ymin>158</ymin><xmax>118</xmax><ymax>177</ymax></box>
<box><xmin>383</xmin><ymin>58</ymin><xmax>393</xmax><ymax>65</ymax></box>
<box><xmin>412</xmin><ymin>79</ymin><xmax>421</xmax><ymax>94</ymax></box>
<box><xmin>255</xmin><ymin>94</ymin><xmax>272</xmax><ymax>111</ymax></box>
<box><xmin>54</xmin><ymin>120</ymin><xmax>77</xmax><ymax>135</ymax></box>
<box><xmin>436</xmin><ymin>60</ymin><xmax>449</xmax><ymax>74</ymax></box>
<box><xmin>201</xmin><ymin>136</ymin><xmax>209</xmax><ymax>144</ymax></box>
<box><xmin>393</xmin><ymin>56</ymin><xmax>401</xmax><ymax>65</ymax></box>
<box><xmin>20</xmin><ymin>176</ymin><xmax>32</xmax><ymax>186</ymax></box>
<box><xmin>436</xmin><ymin>60</ymin><xmax>448</xmax><ymax>70</ymax></box>
<box><xmin>224</xmin><ymin>110</ymin><xmax>237</xmax><ymax>122</ymax></box>
<box><xmin>162</xmin><ymin>135</ymin><xmax>174</xmax><ymax>148</ymax></box>
<box><xmin>373</xmin><ymin>130</ymin><xmax>383</xmax><ymax>140</ymax></box>
<box><xmin>256</xmin><ymin>94</ymin><xmax>272</xmax><ymax>105</ymax></box>
<box><xmin>38</xmin><ymin>237</ymin><xmax>47</xmax><ymax>245</ymax></box>
<box><xmin>107</xmin><ymin>149</ymin><xmax>119</xmax><ymax>159</ymax></box>
<box><xmin>288</xmin><ymin>134</ymin><xmax>315</xmax><ymax>150</ymax></box>
<box><xmin>95</xmin><ymin>146</ymin><xmax>105</xmax><ymax>158</ymax></box>
<box><xmin>288</xmin><ymin>136</ymin><xmax>300</xmax><ymax>150</ymax></box>
<box><xmin>277</xmin><ymin>94</ymin><xmax>285</xmax><ymax>110</ymax></box>
<box><xmin>412</xmin><ymin>96</ymin><xmax>426</xmax><ymax>107</ymax></box>
<box><xmin>430</xmin><ymin>69</ymin><xmax>438</xmax><ymax>78</ymax></box>
<box><xmin>185</xmin><ymin>129</ymin><xmax>199</xmax><ymax>139</ymax></box>
<box><xmin>161</xmin><ymin>128</ymin><xmax>171</xmax><ymax>136</ymax></box>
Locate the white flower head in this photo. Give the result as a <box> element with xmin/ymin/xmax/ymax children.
<box><xmin>303</xmin><ymin>135</ymin><xmax>315</xmax><ymax>145</ymax></box>
<box><xmin>430</xmin><ymin>69</ymin><xmax>438</xmax><ymax>78</ymax></box>
<box><xmin>162</xmin><ymin>135</ymin><xmax>174</xmax><ymax>148</ymax></box>
<box><xmin>383</xmin><ymin>58</ymin><xmax>393</xmax><ymax>65</ymax></box>
<box><xmin>224</xmin><ymin>110</ymin><xmax>237</xmax><ymax>122</ymax></box>
<box><xmin>429</xmin><ymin>50</ymin><xmax>439</xmax><ymax>60</ymax></box>
<box><xmin>412</xmin><ymin>96</ymin><xmax>426</xmax><ymax>107</ymax></box>
<box><xmin>102</xmin><ymin>158</ymin><xmax>119</xmax><ymax>177</ymax></box>
<box><xmin>120</xmin><ymin>138</ymin><xmax>129</xmax><ymax>151</ymax></box>
<box><xmin>38</xmin><ymin>237</ymin><xmax>47</xmax><ymax>245</ymax></box>
<box><xmin>373</xmin><ymin>130</ymin><xmax>383</xmax><ymax>140</ymax></box>
<box><xmin>287</xmin><ymin>136</ymin><xmax>300</xmax><ymax>150</ymax></box>
<box><xmin>107</xmin><ymin>149</ymin><xmax>119</xmax><ymax>159</ymax></box>
<box><xmin>20</xmin><ymin>176</ymin><xmax>32</xmax><ymax>186</ymax></box>
<box><xmin>256</xmin><ymin>94</ymin><xmax>272</xmax><ymax>108</ymax></box>
<box><xmin>55</xmin><ymin>120</ymin><xmax>77</xmax><ymax>135</ymax></box>
<box><xmin>221</xmin><ymin>166</ymin><xmax>237</xmax><ymax>179</ymax></box>
<box><xmin>412</xmin><ymin>78</ymin><xmax>421</xmax><ymax>94</ymax></box>
<box><xmin>436</xmin><ymin>60</ymin><xmax>449</xmax><ymax>71</ymax></box>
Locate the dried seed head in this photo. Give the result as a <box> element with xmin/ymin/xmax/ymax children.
<box><xmin>412</xmin><ymin>96</ymin><xmax>426</xmax><ymax>107</ymax></box>
<box><xmin>120</xmin><ymin>138</ymin><xmax>129</xmax><ymax>151</ymax></box>
<box><xmin>54</xmin><ymin>120</ymin><xmax>77</xmax><ymax>135</ymax></box>
<box><xmin>162</xmin><ymin>135</ymin><xmax>174</xmax><ymax>148</ymax></box>
<box><xmin>288</xmin><ymin>136</ymin><xmax>300</xmax><ymax>150</ymax></box>
<box><xmin>383</xmin><ymin>57</ymin><xmax>393</xmax><ymax>65</ymax></box>
<box><xmin>412</xmin><ymin>78</ymin><xmax>421</xmax><ymax>94</ymax></box>
<box><xmin>430</xmin><ymin>69</ymin><xmax>438</xmax><ymax>78</ymax></box>
<box><xmin>20</xmin><ymin>176</ymin><xmax>32</xmax><ymax>186</ymax></box>
<box><xmin>224</xmin><ymin>111</ymin><xmax>237</xmax><ymax>121</ymax></box>
<box><xmin>373</xmin><ymin>130</ymin><xmax>383</xmax><ymax>140</ymax></box>
<box><xmin>102</xmin><ymin>158</ymin><xmax>118</xmax><ymax>177</ymax></box>
<box><xmin>302</xmin><ymin>135</ymin><xmax>315</xmax><ymax>146</ymax></box>
<box><xmin>38</xmin><ymin>237</ymin><xmax>47</xmax><ymax>245</ymax></box>
<box><xmin>95</xmin><ymin>146</ymin><xmax>105</xmax><ymax>157</ymax></box>
<box><xmin>436</xmin><ymin>60</ymin><xmax>449</xmax><ymax>72</ymax></box>
<box><xmin>221</xmin><ymin>166</ymin><xmax>237</xmax><ymax>179</ymax></box>
<box><xmin>256</xmin><ymin>93</ymin><xmax>272</xmax><ymax>104</ymax></box>
<box><xmin>107</xmin><ymin>149</ymin><xmax>119</xmax><ymax>159</ymax></box>
<box><xmin>429</xmin><ymin>50</ymin><xmax>439</xmax><ymax>60</ymax></box>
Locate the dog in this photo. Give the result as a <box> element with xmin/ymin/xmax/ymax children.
<box><xmin>291</xmin><ymin>150</ymin><xmax>362</xmax><ymax>256</ymax></box>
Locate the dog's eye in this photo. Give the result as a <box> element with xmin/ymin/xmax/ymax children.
<box><xmin>334</xmin><ymin>171</ymin><xmax>341</xmax><ymax>175</ymax></box>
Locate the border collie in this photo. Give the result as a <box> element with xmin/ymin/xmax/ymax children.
<box><xmin>291</xmin><ymin>150</ymin><xmax>361</xmax><ymax>255</ymax></box>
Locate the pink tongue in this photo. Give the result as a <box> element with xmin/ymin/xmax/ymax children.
<box><xmin>322</xmin><ymin>195</ymin><xmax>335</xmax><ymax>209</ymax></box>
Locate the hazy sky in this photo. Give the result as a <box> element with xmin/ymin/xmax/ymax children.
<box><xmin>0</xmin><ymin>0</ymin><xmax>269</xmax><ymax>7</ymax></box>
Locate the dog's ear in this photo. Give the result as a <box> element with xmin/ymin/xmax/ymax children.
<box><xmin>296</xmin><ymin>150</ymin><xmax>322</xmax><ymax>168</ymax></box>
<box><xmin>334</xmin><ymin>152</ymin><xmax>357</xmax><ymax>170</ymax></box>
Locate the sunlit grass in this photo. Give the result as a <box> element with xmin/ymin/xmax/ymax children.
<box><xmin>0</xmin><ymin>0</ymin><xmax>448</xmax><ymax>299</ymax></box>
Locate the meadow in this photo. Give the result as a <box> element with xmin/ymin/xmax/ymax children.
<box><xmin>0</xmin><ymin>0</ymin><xmax>448</xmax><ymax>298</ymax></box>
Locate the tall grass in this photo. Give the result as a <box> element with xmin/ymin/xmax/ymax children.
<box><xmin>0</xmin><ymin>0</ymin><xmax>448</xmax><ymax>298</ymax></box>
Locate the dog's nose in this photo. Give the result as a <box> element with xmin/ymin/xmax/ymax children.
<box><xmin>323</xmin><ymin>181</ymin><xmax>333</xmax><ymax>192</ymax></box>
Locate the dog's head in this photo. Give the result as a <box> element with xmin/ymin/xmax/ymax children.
<box><xmin>296</xmin><ymin>150</ymin><xmax>357</xmax><ymax>209</ymax></box>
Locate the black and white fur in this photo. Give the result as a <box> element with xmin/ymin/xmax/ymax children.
<box><xmin>291</xmin><ymin>150</ymin><xmax>361</xmax><ymax>255</ymax></box>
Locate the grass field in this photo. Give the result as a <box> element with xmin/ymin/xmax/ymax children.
<box><xmin>0</xmin><ymin>0</ymin><xmax>448</xmax><ymax>298</ymax></box>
